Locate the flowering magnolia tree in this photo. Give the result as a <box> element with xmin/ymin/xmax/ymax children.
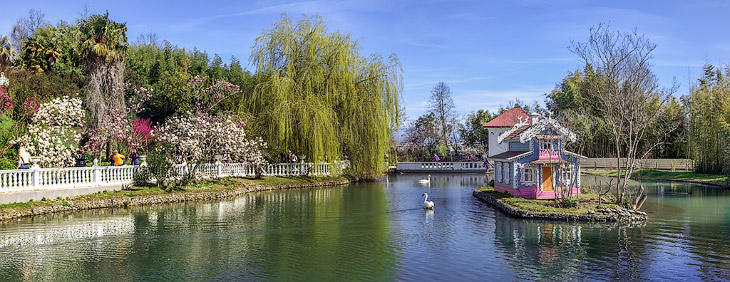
<box><xmin>158</xmin><ymin>112</ymin><xmax>266</xmax><ymax>166</ymax></box>
<box><xmin>187</xmin><ymin>76</ymin><xmax>241</xmax><ymax>112</ymax></box>
<box><xmin>81</xmin><ymin>87</ymin><xmax>155</xmax><ymax>156</ymax></box>
<box><xmin>126</xmin><ymin>86</ymin><xmax>152</xmax><ymax>115</ymax></box>
<box><xmin>81</xmin><ymin>109</ymin><xmax>156</xmax><ymax>156</ymax></box>
<box><xmin>14</xmin><ymin>96</ymin><xmax>85</xmax><ymax>167</ymax></box>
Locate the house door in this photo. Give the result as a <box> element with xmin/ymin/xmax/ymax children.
<box><xmin>541</xmin><ymin>166</ymin><xmax>553</xmax><ymax>191</ymax></box>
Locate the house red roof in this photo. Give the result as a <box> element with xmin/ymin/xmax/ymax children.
<box><xmin>483</xmin><ymin>108</ymin><xmax>529</xmax><ymax>128</ymax></box>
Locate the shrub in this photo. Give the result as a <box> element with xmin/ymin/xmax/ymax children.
<box><xmin>133</xmin><ymin>167</ymin><xmax>150</xmax><ymax>186</ymax></box>
<box><xmin>146</xmin><ymin>149</ymin><xmax>174</xmax><ymax>191</ymax></box>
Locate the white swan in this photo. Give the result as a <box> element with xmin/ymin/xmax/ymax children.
<box><xmin>418</xmin><ymin>175</ymin><xmax>431</xmax><ymax>184</ymax></box>
<box><xmin>422</xmin><ymin>193</ymin><xmax>434</xmax><ymax>209</ymax></box>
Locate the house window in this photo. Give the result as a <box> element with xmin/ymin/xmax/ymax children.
<box><xmin>541</xmin><ymin>140</ymin><xmax>553</xmax><ymax>150</ymax></box>
<box><xmin>521</xmin><ymin>167</ymin><xmax>535</xmax><ymax>184</ymax></box>
<box><xmin>559</xmin><ymin>164</ymin><xmax>575</xmax><ymax>186</ymax></box>
<box><xmin>495</xmin><ymin>162</ymin><xmax>501</xmax><ymax>183</ymax></box>
<box><xmin>503</xmin><ymin>162</ymin><xmax>510</xmax><ymax>185</ymax></box>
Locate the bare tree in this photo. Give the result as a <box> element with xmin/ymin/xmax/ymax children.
<box><xmin>78</xmin><ymin>3</ymin><xmax>92</xmax><ymax>20</ymax></box>
<box><xmin>428</xmin><ymin>82</ymin><xmax>457</xmax><ymax>149</ymax></box>
<box><xmin>11</xmin><ymin>9</ymin><xmax>49</xmax><ymax>53</ymax></box>
<box><xmin>135</xmin><ymin>33</ymin><xmax>160</xmax><ymax>47</ymax></box>
<box><xmin>571</xmin><ymin>23</ymin><xmax>677</xmax><ymax>210</ymax></box>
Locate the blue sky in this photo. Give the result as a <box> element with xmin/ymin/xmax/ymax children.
<box><xmin>2</xmin><ymin>0</ymin><xmax>729</xmax><ymax>121</ymax></box>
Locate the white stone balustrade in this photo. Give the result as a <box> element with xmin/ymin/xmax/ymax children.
<box><xmin>396</xmin><ymin>161</ymin><xmax>488</xmax><ymax>172</ymax></box>
<box><xmin>0</xmin><ymin>161</ymin><xmax>347</xmax><ymax>193</ymax></box>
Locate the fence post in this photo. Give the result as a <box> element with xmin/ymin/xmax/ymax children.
<box><xmin>93</xmin><ymin>158</ymin><xmax>102</xmax><ymax>185</ymax></box>
<box><xmin>216</xmin><ymin>161</ymin><xmax>223</xmax><ymax>178</ymax></box>
<box><xmin>31</xmin><ymin>166</ymin><xmax>40</xmax><ymax>188</ymax></box>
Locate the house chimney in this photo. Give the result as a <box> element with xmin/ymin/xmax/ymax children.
<box><xmin>530</xmin><ymin>112</ymin><xmax>540</xmax><ymax>125</ymax></box>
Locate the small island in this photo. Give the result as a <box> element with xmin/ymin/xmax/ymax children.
<box><xmin>473</xmin><ymin>186</ymin><xmax>647</xmax><ymax>222</ymax></box>
<box><xmin>474</xmin><ymin>108</ymin><xmax>647</xmax><ymax>222</ymax></box>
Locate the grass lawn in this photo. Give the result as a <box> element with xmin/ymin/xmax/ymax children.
<box><xmin>475</xmin><ymin>186</ymin><xmax>617</xmax><ymax>215</ymax></box>
<box><xmin>0</xmin><ymin>176</ymin><xmax>347</xmax><ymax>212</ymax></box>
<box><xmin>584</xmin><ymin>169</ymin><xmax>729</xmax><ymax>184</ymax></box>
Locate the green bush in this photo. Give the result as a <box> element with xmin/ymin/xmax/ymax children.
<box><xmin>133</xmin><ymin>168</ymin><xmax>150</xmax><ymax>185</ymax></box>
<box><xmin>146</xmin><ymin>149</ymin><xmax>174</xmax><ymax>191</ymax></box>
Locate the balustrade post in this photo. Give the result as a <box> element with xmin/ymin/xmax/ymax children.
<box><xmin>31</xmin><ymin>166</ymin><xmax>40</xmax><ymax>188</ymax></box>
<box><xmin>216</xmin><ymin>161</ymin><xmax>223</xmax><ymax>178</ymax></box>
<box><xmin>93</xmin><ymin>158</ymin><xmax>102</xmax><ymax>185</ymax></box>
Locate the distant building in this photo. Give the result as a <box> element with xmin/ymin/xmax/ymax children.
<box><xmin>484</xmin><ymin>111</ymin><xmax>585</xmax><ymax>199</ymax></box>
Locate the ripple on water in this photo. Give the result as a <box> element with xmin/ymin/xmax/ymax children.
<box><xmin>2</xmin><ymin>173</ymin><xmax>730</xmax><ymax>281</ymax></box>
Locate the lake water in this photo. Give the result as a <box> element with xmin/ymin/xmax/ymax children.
<box><xmin>1</xmin><ymin>173</ymin><xmax>729</xmax><ymax>281</ymax></box>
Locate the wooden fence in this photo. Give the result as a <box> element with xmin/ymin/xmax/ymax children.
<box><xmin>582</xmin><ymin>158</ymin><xmax>694</xmax><ymax>171</ymax></box>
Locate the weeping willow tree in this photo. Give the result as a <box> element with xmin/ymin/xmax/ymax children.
<box><xmin>243</xmin><ymin>15</ymin><xmax>401</xmax><ymax>180</ymax></box>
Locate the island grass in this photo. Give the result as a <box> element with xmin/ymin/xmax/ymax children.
<box><xmin>0</xmin><ymin>176</ymin><xmax>347</xmax><ymax>212</ymax></box>
<box><xmin>584</xmin><ymin>169</ymin><xmax>729</xmax><ymax>183</ymax></box>
<box><xmin>475</xmin><ymin>186</ymin><xmax>616</xmax><ymax>215</ymax></box>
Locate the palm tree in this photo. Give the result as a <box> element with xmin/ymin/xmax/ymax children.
<box><xmin>0</xmin><ymin>35</ymin><xmax>18</xmax><ymax>71</ymax></box>
<box><xmin>76</xmin><ymin>12</ymin><xmax>128</xmax><ymax>157</ymax></box>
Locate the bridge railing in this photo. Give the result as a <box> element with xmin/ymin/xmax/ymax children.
<box><xmin>0</xmin><ymin>161</ymin><xmax>348</xmax><ymax>193</ymax></box>
<box><xmin>396</xmin><ymin>161</ymin><xmax>488</xmax><ymax>172</ymax></box>
<box><xmin>583</xmin><ymin>158</ymin><xmax>694</xmax><ymax>171</ymax></box>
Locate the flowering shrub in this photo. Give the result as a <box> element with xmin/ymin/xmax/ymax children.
<box><xmin>21</xmin><ymin>96</ymin><xmax>42</xmax><ymax>121</ymax></box>
<box><xmin>129</xmin><ymin>118</ymin><xmax>154</xmax><ymax>151</ymax></box>
<box><xmin>0</xmin><ymin>87</ymin><xmax>13</xmax><ymax>113</ymax></box>
<box><xmin>31</xmin><ymin>96</ymin><xmax>85</xmax><ymax>127</ymax></box>
<box><xmin>14</xmin><ymin>96</ymin><xmax>85</xmax><ymax>167</ymax></box>
<box><xmin>158</xmin><ymin>112</ymin><xmax>266</xmax><ymax>165</ymax></box>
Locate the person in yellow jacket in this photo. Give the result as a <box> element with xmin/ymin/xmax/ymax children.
<box><xmin>111</xmin><ymin>150</ymin><xmax>125</xmax><ymax>166</ymax></box>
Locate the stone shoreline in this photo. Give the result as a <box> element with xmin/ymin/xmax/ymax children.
<box><xmin>0</xmin><ymin>179</ymin><xmax>350</xmax><ymax>222</ymax></box>
<box><xmin>472</xmin><ymin>190</ymin><xmax>647</xmax><ymax>222</ymax></box>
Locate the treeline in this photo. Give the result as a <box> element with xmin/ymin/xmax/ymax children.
<box><xmin>546</xmin><ymin>64</ymin><xmax>730</xmax><ymax>176</ymax></box>
<box><xmin>0</xmin><ymin>11</ymin><xmax>401</xmax><ymax>179</ymax></box>
<box><xmin>125</xmin><ymin>41</ymin><xmax>254</xmax><ymax>123</ymax></box>
<box><xmin>399</xmin><ymin>80</ymin><xmax>537</xmax><ymax>162</ymax></box>
<box><xmin>688</xmin><ymin>65</ymin><xmax>730</xmax><ymax>174</ymax></box>
<box><xmin>545</xmin><ymin>69</ymin><xmax>686</xmax><ymax>159</ymax></box>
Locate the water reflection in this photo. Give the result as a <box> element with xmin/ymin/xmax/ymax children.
<box><xmin>0</xmin><ymin>173</ymin><xmax>729</xmax><ymax>281</ymax></box>
<box><xmin>0</xmin><ymin>185</ymin><xmax>397</xmax><ymax>281</ymax></box>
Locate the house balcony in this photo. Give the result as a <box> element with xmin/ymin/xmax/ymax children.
<box><xmin>538</xmin><ymin>149</ymin><xmax>560</xmax><ymax>160</ymax></box>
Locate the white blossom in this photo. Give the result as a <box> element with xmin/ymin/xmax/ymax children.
<box><xmin>14</xmin><ymin>96</ymin><xmax>85</xmax><ymax>167</ymax></box>
<box><xmin>158</xmin><ymin>112</ymin><xmax>266</xmax><ymax>166</ymax></box>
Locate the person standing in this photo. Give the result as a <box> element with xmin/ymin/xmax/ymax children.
<box><xmin>129</xmin><ymin>149</ymin><xmax>140</xmax><ymax>166</ymax></box>
<box><xmin>17</xmin><ymin>146</ymin><xmax>31</xmax><ymax>169</ymax></box>
<box><xmin>74</xmin><ymin>149</ymin><xmax>86</xmax><ymax>167</ymax></box>
<box><xmin>433</xmin><ymin>154</ymin><xmax>440</xmax><ymax>162</ymax></box>
<box><xmin>111</xmin><ymin>150</ymin><xmax>125</xmax><ymax>166</ymax></box>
